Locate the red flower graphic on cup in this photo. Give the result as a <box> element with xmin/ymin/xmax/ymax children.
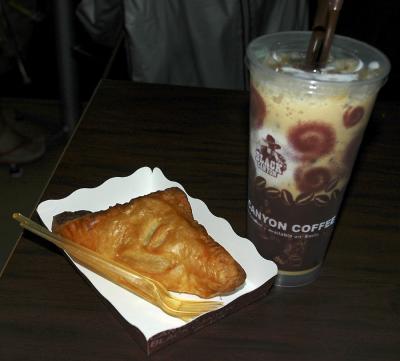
<box><xmin>288</xmin><ymin>121</ymin><xmax>336</xmax><ymax>160</ymax></box>
<box><xmin>250</xmin><ymin>85</ymin><xmax>267</xmax><ymax>129</ymax></box>
<box><xmin>295</xmin><ymin>166</ymin><xmax>332</xmax><ymax>193</ymax></box>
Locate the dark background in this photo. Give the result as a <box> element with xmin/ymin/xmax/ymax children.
<box><xmin>0</xmin><ymin>0</ymin><xmax>112</xmax><ymax>102</ymax></box>
<box><xmin>0</xmin><ymin>0</ymin><xmax>398</xmax><ymax>103</ymax></box>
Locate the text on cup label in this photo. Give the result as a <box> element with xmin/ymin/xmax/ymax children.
<box><xmin>248</xmin><ymin>200</ymin><xmax>337</xmax><ymax>234</ymax></box>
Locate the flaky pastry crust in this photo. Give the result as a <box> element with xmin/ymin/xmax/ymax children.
<box><xmin>52</xmin><ymin>187</ymin><xmax>246</xmax><ymax>298</ymax></box>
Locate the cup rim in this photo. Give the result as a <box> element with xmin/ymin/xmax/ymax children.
<box><xmin>246</xmin><ymin>31</ymin><xmax>391</xmax><ymax>87</ymax></box>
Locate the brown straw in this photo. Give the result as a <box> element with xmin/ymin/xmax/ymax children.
<box><xmin>305</xmin><ymin>0</ymin><xmax>329</xmax><ymax>70</ymax></box>
<box><xmin>305</xmin><ymin>0</ymin><xmax>344</xmax><ymax>70</ymax></box>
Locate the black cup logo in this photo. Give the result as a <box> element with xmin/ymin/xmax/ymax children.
<box><xmin>255</xmin><ymin>135</ymin><xmax>287</xmax><ymax>178</ymax></box>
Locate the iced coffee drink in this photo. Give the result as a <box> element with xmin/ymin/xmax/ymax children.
<box><xmin>246</xmin><ymin>32</ymin><xmax>390</xmax><ymax>286</ymax></box>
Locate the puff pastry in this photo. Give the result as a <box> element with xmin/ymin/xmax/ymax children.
<box><xmin>52</xmin><ymin>187</ymin><xmax>246</xmax><ymax>298</ymax></box>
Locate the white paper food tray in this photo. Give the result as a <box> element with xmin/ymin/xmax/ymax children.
<box><xmin>36</xmin><ymin>167</ymin><xmax>277</xmax><ymax>353</ymax></box>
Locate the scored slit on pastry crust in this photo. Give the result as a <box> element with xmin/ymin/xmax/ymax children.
<box><xmin>52</xmin><ymin>187</ymin><xmax>246</xmax><ymax>298</ymax></box>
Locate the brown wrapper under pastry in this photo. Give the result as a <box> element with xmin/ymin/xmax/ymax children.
<box><xmin>52</xmin><ymin>187</ymin><xmax>246</xmax><ymax>298</ymax></box>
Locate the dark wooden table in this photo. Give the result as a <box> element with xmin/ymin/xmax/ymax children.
<box><xmin>1</xmin><ymin>80</ymin><xmax>399</xmax><ymax>361</ymax></box>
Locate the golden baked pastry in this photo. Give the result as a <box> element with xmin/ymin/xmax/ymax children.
<box><xmin>52</xmin><ymin>187</ymin><xmax>246</xmax><ymax>298</ymax></box>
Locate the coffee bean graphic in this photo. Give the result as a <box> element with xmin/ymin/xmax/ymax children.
<box><xmin>255</xmin><ymin>176</ymin><xmax>266</xmax><ymax>189</ymax></box>
<box><xmin>343</xmin><ymin>106</ymin><xmax>365</xmax><ymax>128</ymax></box>
<box><xmin>325</xmin><ymin>177</ymin><xmax>339</xmax><ymax>192</ymax></box>
<box><xmin>265</xmin><ymin>187</ymin><xmax>281</xmax><ymax>199</ymax></box>
<box><xmin>295</xmin><ymin>192</ymin><xmax>315</xmax><ymax>206</ymax></box>
<box><xmin>331</xmin><ymin>189</ymin><xmax>341</xmax><ymax>201</ymax></box>
<box><xmin>281</xmin><ymin>189</ymin><xmax>294</xmax><ymax>206</ymax></box>
<box><xmin>314</xmin><ymin>194</ymin><xmax>330</xmax><ymax>206</ymax></box>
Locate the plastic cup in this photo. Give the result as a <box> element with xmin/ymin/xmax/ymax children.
<box><xmin>246</xmin><ymin>31</ymin><xmax>390</xmax><ymax>287</ymax></box>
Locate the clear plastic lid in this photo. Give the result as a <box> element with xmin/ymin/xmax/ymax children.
<box><xmin>246</xmin><ymin>31</ymin><xmax>390</xmax><ymax>86</ymax></box>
